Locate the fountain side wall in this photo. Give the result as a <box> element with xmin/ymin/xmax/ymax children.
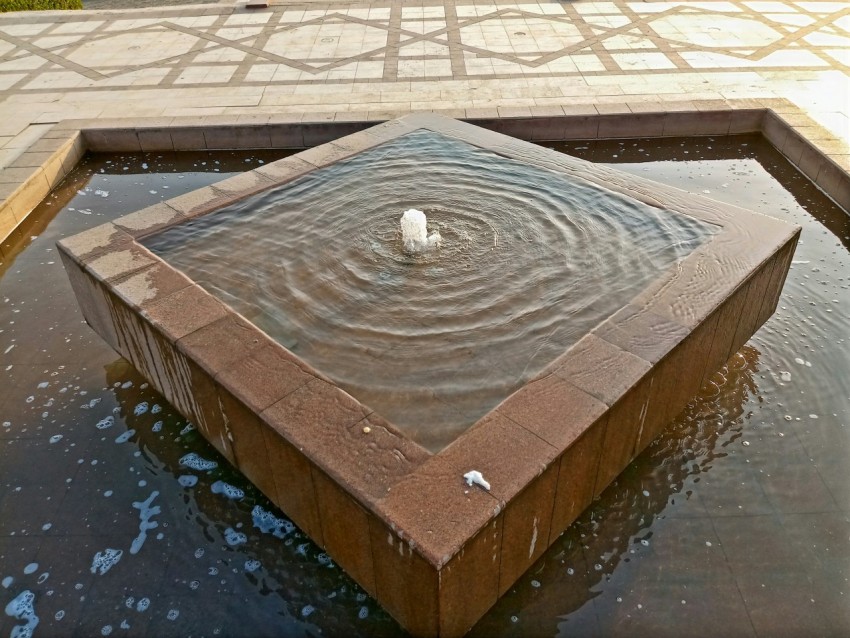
<box><xmin>56</xmin><ymin>115</ymin><xmax>801</xmax><ymax>637</ymax></box>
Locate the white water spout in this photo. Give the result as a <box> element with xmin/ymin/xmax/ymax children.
<box><xmin>400</xmin><ymin>209</ymin><xmax>441</xmax><ymax>254</ymax></box>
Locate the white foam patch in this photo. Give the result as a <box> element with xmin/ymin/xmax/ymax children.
<box><xmin>48</xmin><ymin>435</ymin><xmax>63</xmax><ymax>444</ymax></box>
<box><xmin>211</xmin><ymin>481</ymin><xmax>244</xmax><ymax>500</ymax></box>
<box><xmin>179</xmin><ymin>423</ymin><xmax>195</xmax><ymax>436</ymax></box>
<box><xmin>179</xmin><ymin>453</ymin><xmax>217</xmax><ymax>471</ymax></box>
<box><xmin>152</xmin><ymin>421</ymin><xmax>163</xmax><ymax>432</ymax></box>
<box><xmin>2</xmin><ymin>576</ymin><xmax>13</xmax><ymax>588</ymax></box>
<box><xmin>115</xmin><ymin>429</ymin><xmax>136</xmax><ymax>444</ymax></box>
<box><xmin>136</xmin><ymin>597</ymin><xmax>150</xmax><ymax>612</ymax></box>
<box><xmin>251</xmin><ymin>505</ymin><xmax>295</xmax><ymax>538</ymax></box>
<box><xmin>151</xmin><ymin>404</ymin><xmax>161</xmax><ymax>414</ymax></box>
<box><xmin>5</xmin><ymin>589</ymin><xmax>39</xmax><ymax>638</ymax></box>
<box><xmin>133</xmin><ymin>402</ymin><xmax>149</xmax><ymax>416</ymax></box>
<box><xmin>130</xmin><ymin>491</ymin><xmax>160</xmax><ymax>555</ymax></box>
<box><xmin>177</xmin><ymin>475</ymin><xmax>198</xmax><ymax>487</ymax></box>
<box><xmin>23</xmin><ymin>564</ymin><xmax>37</xmax><ymax>575</ymax></box>
<box><xmin>81</xmin><ymin>398</ymin><xmax>102</xmax><ymax>410</ymax></box>
<box><xmin>90</xmin><ymin>548</ymin><xmax>123</xmax><ymax>575</ymax></box>
<box><xmin>224</xmin><ymin>528</ymin><xmax>247</xmax><ymax>546</ymax></box>
<box><xmin>244</xmin><ymin>560</ymin><xmax>260</xmax><ymax>573</ymax></box>
<box><xmin>96</xmin><ymin>416</ymin><xmax>115</xmax><ymax>430</ymax></box>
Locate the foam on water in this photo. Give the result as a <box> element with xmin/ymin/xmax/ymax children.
<box><xmin>179</xmin><ymin>453</ymin><xmax>218</xmax><ymax>471</ymax></box>
<box><xmin>130</xmin><ymin>491</ymin><xmax>160</xmax><ymax>555</ymax></box>
<box><xmin>251</xmin><ymin>505</ymin><xmax>295</xmax><ymax>538</ymax></box>
<box><xmin>22</xmin><ymin>564</ymin><xmax>37</xmax><ymax>575</ymax></box>
<box><xmin>224</xmin><ymin>528</ymin><xmax>247</xmax><ymax>546</ymax></box>
<box><xmin>115</xmin><ymin>429</ymin><xmax>135</xmax><ymax>444</ymax></box>
<box><xmin>90</xmin><ymin>549</ymin><xmax>123</xmax><ymax>575</ymax></box>
<box><xmin>177</xmin><ymin>475</ymin><xmax>198</xmax><ymax>487</ymax></box>
<box><xmin>96</xmin><ymin>416</ymin><xmax>114</xmax><ymax>430</ymax></box>
<box><xmin>5</xmin><ymin>589</ymin><xmax>39</xmax><ymax>638</ymax></box>
<box><xmin>211</xmin><ymin>481</ymin><xmax>244</xmax><ymax>500</ymax></box>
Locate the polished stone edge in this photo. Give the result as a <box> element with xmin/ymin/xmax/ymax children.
<box><xmin>56</xmin><ymin>113</ymin><xmax>801</xmax><ymax>637</ymax></box>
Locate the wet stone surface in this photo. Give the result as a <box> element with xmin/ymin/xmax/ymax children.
<box><xmin>1</xmin><ymin>137</ymin><xmax>849</xmax><ymax>637</ymax></box>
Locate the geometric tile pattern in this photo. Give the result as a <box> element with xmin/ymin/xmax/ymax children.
<box><xmin>0</xmin><ymin>0</ymin><xmax>848</xmax><ymax>92</ymax></box>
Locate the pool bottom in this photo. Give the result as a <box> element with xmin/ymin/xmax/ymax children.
<box><xmin>55</xmin><ymin>114</ymin><xmax>800</xmax><ymax>637</ymax></box>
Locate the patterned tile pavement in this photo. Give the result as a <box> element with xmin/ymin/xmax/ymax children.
<box><xmin>0</xmin><ymin>0</ymin><xmax>848</xmax><ymax>165</ymax></box>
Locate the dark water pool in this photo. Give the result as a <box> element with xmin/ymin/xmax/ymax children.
<box><xmin>1</xmin><ymin>135</ymin><xmax>848</xmax><ymax>638</ymax></box>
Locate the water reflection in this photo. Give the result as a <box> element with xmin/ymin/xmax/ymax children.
<box><xmin>471</xmin><ymin>345</ymin><xmax>762</xmax><ymax>637</ymax></box>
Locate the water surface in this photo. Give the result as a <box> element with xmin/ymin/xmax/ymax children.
<box><xmin>144</xmin><ymin>130</ymin><xmax>714</xmax><ymax>451</ymax></box>
<box><xmin>0</xmin><ymin>136</ymin><xmax>847</xmax><ymax>638</ymax></box>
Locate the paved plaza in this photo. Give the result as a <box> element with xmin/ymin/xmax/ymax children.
<box><xmin>0</xmin><ymin>1</ymin><xmax>849</xmax><ymax>637</ymax></box>
<box><xmin>0</xmin><ymin>0</ymin><xmax>848</xmax><ymax>167</ymax></box>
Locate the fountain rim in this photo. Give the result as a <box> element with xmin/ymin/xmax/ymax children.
<box><xmin>56</xmin><ymin>113</ymin><xmax>801</xmax><ymax>636</ymax></box>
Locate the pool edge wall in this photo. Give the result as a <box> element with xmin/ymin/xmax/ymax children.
<box><xmin>56</xmin><ymin>113</ymin><xmax>799</xmax><ymax>637</ymax></box>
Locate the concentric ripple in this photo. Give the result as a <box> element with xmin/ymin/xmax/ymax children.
<box><xmin>145</xmin><ymin>131</ymin><xmax>715</xmax><ymax>451</ymax></box>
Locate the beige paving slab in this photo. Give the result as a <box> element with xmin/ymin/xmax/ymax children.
<box><xmin>0</xmin><ymin>0</ymin><xmax>846</xmax><ymax>172</ymax></box>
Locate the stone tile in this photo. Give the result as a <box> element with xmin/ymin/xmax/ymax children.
<box><xmin>552</xmin><ymin>334</ymin><xmax>652</xmax><ymax>407</ymax></box>
<box><xmin>662</xmin><ymin>110</ymin><xmax>731</xmax><ymax>137</ymax></box>
<box><xmin>438</xmin><ymin>516</ymin><xmax>503</xmax><ymax>638</ymax></box>
<box><xmin>498</xmin><ymin>372</ymin><xmax>607</xmax><ymax>450</ymax></box>
<box><xmin>550</xmin><ymin>421</ymin><xmax>607</xmax><ymax>541</ymax></box>
<box><xmin>56</xmin><ymin>222</ymin><xmax>134</xmax><ymax>263</ymax></box>
<box><xmin>259</xmin><ymin>416</ymin><xmax>323</xmax><ymax>542</ymax></box>
<box><xmin>254</xmin><ymin>155</ymin><xmax>315</xmax><ymax>184</ymax></box>
<box><xmin>594</xmin><ymin>376</ymin><xmax>654</xmax><ymax>496</ymax></box>
<box><xmin>312</xmin><ymin>467</ymin><xmax>377</xmax><ymax>597</ymax></box>
<box><xmin>374</xmin><ymin>454</ymin><xmax>500</xmax><ymax>569</ymax></box>
<box><xmin>369</xmin><ymin>516</ymin><xmax>439</xmax><ymax>637</ymax></box>
<box><xmin>594</xmin><ymin>304</ymin><xmax>690</xmax><ymax>365</ymax></box>
<box><xmin>439</xmin><ymin>412</ymin><xmax>558</xmax><ymax>507</ymax></box>
<box><xmin>216</xmin><ymin>341</ymin><xmax>316</xmax><ymax>413</ymax></box>
<box><xmin>169</xmin><ymin>127</ymin><xmax>207</xmax><ymax>150</ymax></box>
<box><xmin>110</xmin><ymin>262</ymin><xmax>193</xmax><ymax>309</ymax></box>
<box><xmin>598</xmin><ymin>113</ymin><xmax>665</xmax><ymax>138</ymax></box>
<box><xmin>261</xmin><ymin>379</ymin><xmax>427</xmax><ymax>507</ymax></box>
<box><xmin>137</xmin><ymin>127</ymin><xmax>174</xmax><ymax>151</ymax></box>
<box><xmin>112</xmin><ymin>202</ymin><xmax>187</xmax><ymax>238</ymax></box>
<box><xmin>161</xmin><ymin>185</ymin><xmax>236</xmax><ymax>219</ymax></box>
<box><xmin>498</xmin><ymin>461</ymin><xmax>558</xmax><ymax>596</ymax></box>
<box><xmin>84</xmin><ymin>244</ymin><xmax>158</xmax><ymax>283</ymax></box>
<box><xmin>142</xmin><ymin>284</ymin><xmax>230</xmax><ymax>342</ymax></box>
<box><xmin>756</xmin><ymin>233</ymin><xmax>799</xmax><ymax>329</ymax></box>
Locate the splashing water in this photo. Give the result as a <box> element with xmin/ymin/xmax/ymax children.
<box><xmin>400</xmin><ymin>209</ymin><xmax>441</xmax><ymax>254</ymax></box>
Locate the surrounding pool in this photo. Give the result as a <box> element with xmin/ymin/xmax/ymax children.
<box><xmin>1</xmin><ymin>135</ymin><xmax>847</xmax><ymax>637</ymax></box>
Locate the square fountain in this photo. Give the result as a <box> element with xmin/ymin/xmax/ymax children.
<box><xmin>57</xmin><ymin>114</ymin><xmax>800</xmax><ymax>637</ymax></box>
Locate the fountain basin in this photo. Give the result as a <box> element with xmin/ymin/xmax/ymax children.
<box><xmin>57</xmin><ymin>114</ymin><xmax>800</xmax><ymax>637</ymax></box>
